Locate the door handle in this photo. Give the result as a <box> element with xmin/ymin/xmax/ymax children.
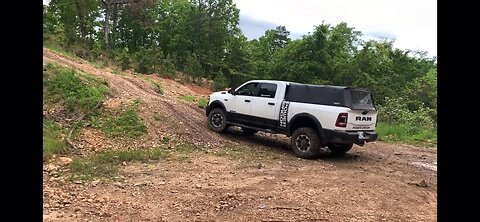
<box><xmin>244</xmin><ymin>100</ymin><xmax>250</xmax><ymax>102</ymax></box>
<box><xmin>224</xmin><ymin>99</ymin><xmax>228</xmax><ymax>101</ymax></box>
<box><xmin>268</xmin><ymin>102</ymin><xmax>275</xmax><ymax>105</ymax></box>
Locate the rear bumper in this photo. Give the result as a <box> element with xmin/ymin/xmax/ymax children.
<box><xmin>324</xmin><ymin>130</ymin><xmax>378</xmax><ymax>145</ymax></box>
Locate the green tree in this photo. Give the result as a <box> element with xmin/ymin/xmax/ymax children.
<box><xmin>52</xmin><ymin>0</ymin><xmax>78</xmax><ymax>44</ymax></box>
<box><xmin>249</xmin><ymin>25</ymin><xmax>292</xmax><ymax>79</ymax></box>
<box><xmin>213</xmin><ymin>71</ymin><xmax>228</xmax><ymax>90</ymax></box>
<box><xmin>403</xmin><ymin>68</ymin><xmax>437</xmax><ymax>111</ymax></box>
<box><xmin>184</xmin><ymin>53</ymin><xmax>204</xmax><ymax>83</ymax></box>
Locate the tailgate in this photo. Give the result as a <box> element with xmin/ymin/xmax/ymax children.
<box><xmin>346</xmin><ymin>110</ymin><xmax>377</xmax><ymax>130</ymax></box>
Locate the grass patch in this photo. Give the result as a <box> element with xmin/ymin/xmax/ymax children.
<box><xmin>376</xmin><ymin>122</ymin><xmax>437</xmax><ymax>147</ymax></box>
<box><xmin>169</xmin><ymin>141</ymin><xmax>197</xmax><ymax>163</ymax></box>
<box><xmin>101</xmin><ymin>100</ymin><xmax>147</xmax><ymax>138</ymax></box>
<box><xmin>112</xmin><ymin>69</ymin><xmax>123</xmax><ymax>75</ymax></box>
<box><xmin>178</xmin><ymin>156</ymin><xmax>192</xmax><ymax>163</ymax></box>
<box><xmin>177</xmin><ymin>95</ymin><xmax>208</xmax><ymax>108</ymax></box>
<box><xmin>43</xmin><ymin>118</ymin><xmax>66</xmax><ymax>161</ymax></box>
<box><xmin>175</xmin><ymin>142</ymin><xmax>196</xmax><ymax>153</ymax></box>
<box><xmin>177</xmin><ymin>95</ymin><xmax>197</xmax><ymax>102</ymax></box>
<box><xmin>77</xmin><ymin>72</ymin><xmax>110</xmax><ymax>91</ymax></box>
<box><xmin>215</xmin><ymin>147</ymin><xmax>247</xmax><ymax>159</ymax></box>
<box><xmin>43</xmin><ymin>63</ymin><xmax>109</xmax><ymax>113</ymax></box>
<box><xmin>93</xmin><ymin>60</ymin><xmax>107</xmax><ymax>69</ymax></box>
<box><xmin>70</xmin><ymin>148</ymin><xmax>170</xmax><ymax>180</ymax></box>
<box><xmin>161</xmin><ymin>136</ymin><xmax>171</xmax><ymax>144</ymax></box>
<box><xmin>197</xmin><ymin>98</ymin><xmax>208</xmax><ymax>109</ymax></box>
<box><xmin>141</xmin><ymin>76</ymin><xmax>164</xmax><ymax>95</ymax></box>
<box><xmin>153</xmin><ymin>113</ymin><xmax>162</xmax><ymax>121</ymax></box>
<box><xmin>152</xmin><ymin>81</ymin><xmax>164</xmax><ymax>94</ymax></box>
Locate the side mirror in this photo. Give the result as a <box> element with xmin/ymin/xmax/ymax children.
<box><xmin>228</xmin><ymin>88</ymin><xmax>235</xmax><ymax>95</ymax></box>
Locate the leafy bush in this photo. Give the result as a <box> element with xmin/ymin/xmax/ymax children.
<box><xmin>160</xmin><ymin>53</ymin><xmax>175</xmax><ymax>76</ymax></box>
<box><xmin>135</xmin><ymin>48</ymin><xmax>165</xmax><ymax>74</ymax></box>
<box><xmin>377</xmin><ymin>97</ymin><xmax>435</xmax><ymax>130</ymax></box>
<box><xmin>376</xmin><ymin>96</ymin><xmax>436</xmax><ymax>146</ymax></box>
<box><xmin>197</xmin><ymin>98</ymin><xmax>208</xmax><ymax>109</ymax></box>
<box><xmin>43</xmin><ymin>64</ymin><xmax>109</xmax><ymax>114</ymax></box>
<box><xmin>109</xmin><ymin>47</ymin><xmax>132</xmax><ymax>71</ymax></box>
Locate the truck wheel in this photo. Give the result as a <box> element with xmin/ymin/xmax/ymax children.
<box><xmin>208</xmin><ymin>108</ymin><xmax>228</xmax><ymax>133</ymax></box>
<box><xmin>291</xmin><ymin>127</ymin><xmax>321</xmax><ymax>159</ymax></box>
<box><xmin>328</xmin><ymin>143</ymin><xmax>353</xmax><ymax>156</ymax></box>
<box><xmin>241</xmin><ymin>127</ymin><xmax>258</xmax><ymax>135</ymax></box>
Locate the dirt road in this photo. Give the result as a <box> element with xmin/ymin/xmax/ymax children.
<box><xmin>43</xmin><ymin>48</ymin><xmax>437</xmax><ymax>222</ymax></box>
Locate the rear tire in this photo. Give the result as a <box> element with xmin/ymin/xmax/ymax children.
<box><xmin>291</xmin><ymin>127</ymin><xmax>321</xmax><ymax>159</ymax></box>
<box><xmin>207</xmin><ymin>108</ymin><xmax>228</xmax><ymax>133</ymax></box>
<box><xmin>241</xmin><ymin>127</ymin><xmax>258</xmax><ymax>135</ymax></box>
<box><xmin>329</xmin><ymin>143</ymin><xmax>353</xmax><ymax>156</ymax></box>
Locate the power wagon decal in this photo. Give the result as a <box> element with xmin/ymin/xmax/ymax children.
<box><xmin>279</xmin><ymin>101</ymin><xmax>290</xmax><ymax>127</ymax></box>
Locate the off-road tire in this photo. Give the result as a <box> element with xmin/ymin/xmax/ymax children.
<box><xmin>208</xmin><ymin>108</ymin><xmax>228</xmax><ymax>133</ymax></box>
<box><xmin>291</xmin><ymin>127</ymin><xmax>322</xmax><ymax>159</ymax></box>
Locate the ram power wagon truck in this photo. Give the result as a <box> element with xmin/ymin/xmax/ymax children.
<box><xmin>205</xmin><ymin>80</ymin><xmax>378</xmax><ymax>158</ymax></box>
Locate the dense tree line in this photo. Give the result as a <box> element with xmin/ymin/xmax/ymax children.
<box><xmin>43</xmin><ymin>0</ymin><xmax>437</xmax><ymax>129</ymax></box>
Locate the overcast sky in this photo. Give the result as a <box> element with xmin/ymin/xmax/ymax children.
<box><xmin>235</xmin><ymin>0</ymin><xmax>437</xmax><ymax>57</ymax></box>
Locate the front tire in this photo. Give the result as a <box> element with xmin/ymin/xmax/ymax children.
<box><xmin>291</xmin><ymin>127</ymin><xmax>321</xmax><ymax>159</ymax></box>
<box><xmin>329</xmin><ymin>143</ymin><xmax>353</xmax><ymax>156</ymax></box>
<box><xmin>208</xmin><ymin>108</ymin><xmax>228</xmax><ymax>133</ymax></box>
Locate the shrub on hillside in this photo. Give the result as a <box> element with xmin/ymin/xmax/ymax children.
<box><xmin>44</xmin><ymin>65</ymin><xmax>108</xmax><ymax>114</ymax></box>
<box><xmin>377</xmin><ymin>97</ymin><xmax>436</xmax><ymax>130</ymax></box>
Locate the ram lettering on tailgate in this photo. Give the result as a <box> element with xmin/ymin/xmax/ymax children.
<box><xmin>355</xmin><ymin>116</ymin><xmax>372</xmax><ymax>121</ymax></box>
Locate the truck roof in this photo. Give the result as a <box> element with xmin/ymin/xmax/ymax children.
<box><xmin>247</xmin><ymin>80</ymin><xmax>355</xmax><ymax>91</ymax></box>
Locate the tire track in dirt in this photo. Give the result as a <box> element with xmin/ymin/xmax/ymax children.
<box><xmin>162</xmin><ymin>101</ymin><xmax>220</xmax><ymax>144</ymax></box>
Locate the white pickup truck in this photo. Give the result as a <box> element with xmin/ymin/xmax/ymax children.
<box><xmin>205</xmin><ymin>80</ymin><xmax>378</xmax><ymax>158</ymax></box>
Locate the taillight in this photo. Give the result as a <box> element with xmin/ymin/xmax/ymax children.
<box><xmin>335</xmin><ymin>113</ymin><xmax>348</xmax><ymax>127</ymax></box>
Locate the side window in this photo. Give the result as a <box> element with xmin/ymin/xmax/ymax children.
<box><xmin>236</xmin><ymin>82</ymin><xmax>259</xmax><ymax>96</ymax></box>
<box><xmin>258</xmin><ymin>83</ymin><xmax>277</xmax><ymax>98</ymax></box>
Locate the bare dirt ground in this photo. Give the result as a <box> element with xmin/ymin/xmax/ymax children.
<box><xmin>43</xmin><ymin>48</ymin><xmax>437</xmax><ymax>222</ymax></box>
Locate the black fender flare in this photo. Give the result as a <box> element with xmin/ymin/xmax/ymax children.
<box><xmin>206</xmin><ymin>100</ymin><xmax>227</xmax><ymax>116</ymax></box>
<box><xmin>287</xmin><ymin>113</ymin><xmax>325</xmax><ymax>141</ymax></box>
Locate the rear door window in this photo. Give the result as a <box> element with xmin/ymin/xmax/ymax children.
<box><xmin>258</xmin><ymin>83</ymin><xmax>277</xmax><ymax>98</ymax></box>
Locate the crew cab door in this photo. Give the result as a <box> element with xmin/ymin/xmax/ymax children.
<box><xmin>230</xmin><ymin>82</ymin><xmax>260</xmax><ymax>121</ymax></box>
<box><xmin>249</xmin><ymin>83</ymin><xmax>279</xmax><ymax>129</ymax></box>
